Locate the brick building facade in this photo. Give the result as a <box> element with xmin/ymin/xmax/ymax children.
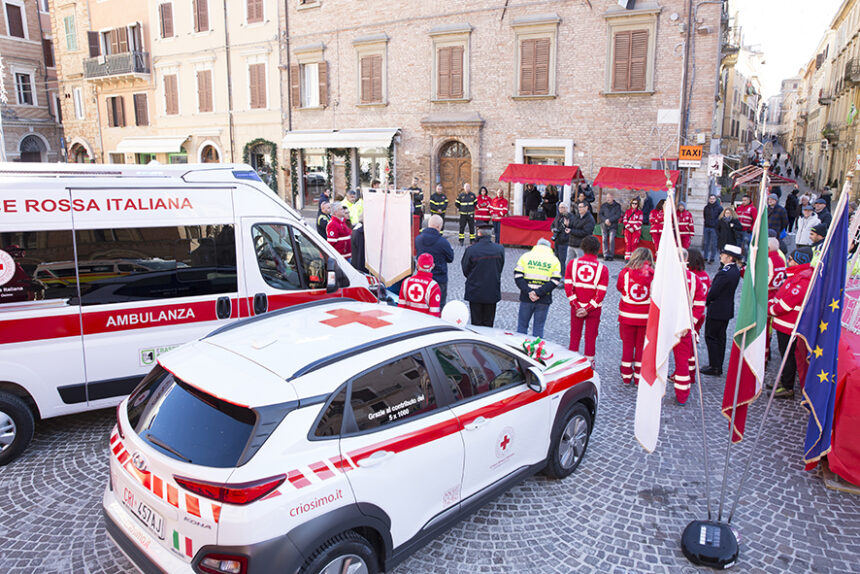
<box><xmin>281</xmin><ymin>0</ymin><xmax>722</xmax><ymax>216</ymax></box>
<box><xmin>1</xmin><ymin>0</ymin><xmax>63</xmax><ymax>162</ymax></box>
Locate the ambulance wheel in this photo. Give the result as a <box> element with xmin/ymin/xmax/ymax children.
<box><xmin>0</xmin><ymin>391</ymin><xmax>35</xmax><ymax>467</ymax></box>
<box><xmin>300</xmin><ymin>531</ymin><xmax>379</xmax><ymax>574</ymax></box>
<box><xmin>544</xmin><ymin>403</ymin><xmax>591</xmax><ymax>479</ymax></box>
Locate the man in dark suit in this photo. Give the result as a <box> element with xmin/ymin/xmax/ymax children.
<box><xmin>415</xmin><ymin>214</ymin><xmax>455</xmax><ymax>306</ymax></box>
<box><xmin>701</xmin><ymin>244</ymin><xmax>743</xmax><ymax>376</ymax></box>
<box><xmin>461</xmin><ymin>225</ymin><xmax>505</xmax><ymax>326</ymax></box>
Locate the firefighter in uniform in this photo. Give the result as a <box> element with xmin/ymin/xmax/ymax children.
<box><xmin>616</xmin><ymin>247</ymin><xmax>654</xmax><ymax>384</ymax></box>
<box><xmin>489</xmin><ymin>188</ymin><xmax>509</xmax><ymax>243</ymax></box>
<box><xmin>455</xmin><ymin>183</ymin><xmax>477</xmax><ymax>245</ymax></box>
<box><xmin>429</xmin><ymin>184</ymin><xmax>449</xmax><ymax>230</ymax></box>
<box><xmin>564</xmin><ymin>236</ymin><xmax>609</xmax><ymax>366</ymax></box>
<box><xmin>399</xmin><ymin>253</ymin><xmax>442</xmax><ymax>317</ymax></box>
<box><xmin>621</xmin><ymin>198</ymin><xmax>643</xmax><ymax>261</ymax></box>
<box><xmin>769</xmin><ymin>247</ymin><xmax>815</xmax><ymax>398</ymax></box>
<box><xmin>408</xmin><ymin>176</ymin><xmax>424</xmax><ymax>223</ymax></box>
<box><xmin>316</xmin><ymin>201</ymin><xmax>331</xmax><ymax>238</ymax></box>
<box><xmin>514</xmin><ymin>238</ymin><xmax>562</xmax><ymax>338</ymax></box>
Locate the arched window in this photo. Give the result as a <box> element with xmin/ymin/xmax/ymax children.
<box><xmin>20</xmin><ymin>135</ymin><xmax>47</xmax><ymax>163</ymax></box>
<box><xmin>201</xmin><ymin>145</ymin><xmax>220</xmax><ymax>163</ymax></box>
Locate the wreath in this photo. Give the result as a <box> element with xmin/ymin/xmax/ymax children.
<box><xmin>242</xmin><ymin>138</ymin><xmax>279</xmax><ymax>193</ymax></box>
<box><xmin>290</xmin><ymin>150</ymin><xmax>299</xmax><ymax>201</ymax></box>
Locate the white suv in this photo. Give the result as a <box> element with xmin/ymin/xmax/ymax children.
<box><xmin>102</xmin><ymin>300</ymin><xmax>600</xmax><ymax>574</ymax></box>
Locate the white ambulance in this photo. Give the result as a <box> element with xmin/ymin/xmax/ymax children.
<box><xmin>0</xmin><ymin>163</ymin><xmax>377</xmax><ymax>465</ymax></box>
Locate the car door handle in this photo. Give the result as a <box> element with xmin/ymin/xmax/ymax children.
<box><xmin>253</xmin><ymin>292</ymin><xmax>268</xmax><ymax>315</ymax></box>
<box><xmin>464</xmin><ymin>416</ymin><xmax>489</xmax><ymax>431</ymax></box>
<box><xmin>357</xmin><ymin>450</ymin><xmax>393</xmax><ymax>468</ymax></box>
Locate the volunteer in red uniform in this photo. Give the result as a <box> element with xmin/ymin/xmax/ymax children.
<box><xmin>766</xmin><ymin>236</ymin><xmax>787</xmax><ymax>363</ymax></box>
<box><xmin>326</xmin><ymin>202</ymin><xmax>353</xmax><ymax>260</ymax></box>
<box><xmin>736</xmin><ymin>194</ymin><xmax>757</xmax><ymax>252</ymax></box>
<box><xmin>564</xmin><ymin>236</ymin><xmax>609</xmax><ymax>365</ymax></box>
<box><xmin>621</xmin><ymin>197</ymin><xmax>643</xmax><ymax>261</ymax></box>
<box><xmin>399</xmin><ymin>253</ymin><xmax>442</xmax><ymax>317</ymax></box>
<box><xmin>686</xmin><ymin>248</ymin><xmax>710</xmax><ymax>374</ymax></box>
<box><xmin>668</xmin><ymin>249</ymin><xmax>698</xmax><ymax>405</ymax></box>
<box><xmin>616</xmin><ymin>247</ymin><xmax>654</xmax><ymax>384</ymax></box>
<box><xmin>769</xmin><ymin>246</ymin><xmax>814</xmax><ymax>398</ymax></box>
<box><xmin>489</xmin><ymin>188</ymin><xmax>509</xmax><ymax>243</ymax></box>
<box><xmin>649</xmin><ymin>199</ymin><xmax>665</xmax><ymax>255</ymax></box>
<box><xmin>475</xmin><ymin>186</ymin><xmax>492</xmax><ymax>226</ymax></box>
<box><xmin>677</xmin><ymin>202</ymin><xmax>695</xmax><ymax>249</ymax></box>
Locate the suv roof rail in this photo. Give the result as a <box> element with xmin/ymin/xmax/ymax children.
<box><xmin>204</xmin><ymin>297</ymin><xmax>353</xmax><ymax>339</ymax></box>
<box><xmin>289</xmin><ymin>325</ymin><xmax>459</xmax><ymax>380</ymax></box>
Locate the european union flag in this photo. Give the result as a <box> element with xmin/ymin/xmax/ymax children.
<box><xmin>795</xmin><ymin>193</ymin><xmax>850</xmax><ymax>470</ymax></box>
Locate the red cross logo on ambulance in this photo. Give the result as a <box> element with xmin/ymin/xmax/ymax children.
<box><xmin>576</xmin><ymin>263</ymin><xmax>595</xmax><ymax>283</ymax></box>
<box><xmin>495</xmin><ymin>426</ymin><xmax>515</xmax><ymax>460</ymax></box>
<box><xmin>0</xmin><ymin>250</ymin><xmax>15</xmax><ymax>286</ymax></box>
<box><xmin>630</xmin><ymin>283</ymin><xmax>650</xmax><ymax>302</ymax></box>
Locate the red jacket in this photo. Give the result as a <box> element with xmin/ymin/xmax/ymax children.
<box><xmin>399</xmin><ymin>271</ymin><xmax>442</xmax><ymax>317</ymax></box>
<box><xmin>649</xmin><ymin>208</ymin><xmax>664</xmax><ymax>235</ymax></box>
<box><xmin>616</xmin><ymin>264</ymin><xmax>653</xmax><ymax>325</ymax></box>
<box><xmin>767</xmin><ymin>250</ymin><xmax>787</xmax><ymax>301</ymax></box>
<box><xmin>564</xmin><ymin>254</ymin><xmax>609</xmax><ymax>313</ymax></box>
<box><xmin>326</xmin><ymin>216</ymin><xmax>352</xmax><ymax>258</ymax></box>
<box><xmin>769</xmin><ymin>263</ymin><xmax>813</xmax><ymax>334</ymax></box>
<box><xmin>736</xmin><ymin>204</ymin><xmax>757</xmax><ymax>232</ymax></box>
<box><xmin>692</xmin><ymin>269</ymin><xmax>711</xmax><ymax>326</ymax></box>
<box><xmin>489</xmin><ymin>196</ymin><xmax>509</xmax><ymax>221</ymax></box>
<box><xmin>622</xmin><ymin>208</ymin><xmax>643</xmax><ymax>234</ymax></box>
<box><xmin>678</xmin><ymin>210</ymin><xmax>694</xmax><ymax>239</ymax></box>
<box><xmin>476</xmin><ymin>195</ymin><xmax>492</xmax><ymax>222</ymax></box>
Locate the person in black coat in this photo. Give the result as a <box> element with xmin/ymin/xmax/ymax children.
<box><xmin>461</xmin><ymin>225</ymin><xmax>506</xmax><ymax>327</ymax></box>
<box><xmin>415</xmin><ymin>214</ymin><xmax>455</xmax><ymax>307</ymax></box>
<box><xmin>350</xmin><ymin>218</ymin><xmax>367</xmax><ymax>274</ymax></box>
<box><xmin>542</xmin><ymin>185</ymin><xmax>559</xmax><ymax>218</ymax></box>
<box><xmin>785</xmin><ymin>187</ymin><xmax>800</xmax><ymax>231</ymax></box>
<box><xmin>567</xmin><ymin>201</ymin><xmax>595</xmax><ymax>262</ymax></box>
<box><xmin>701</xmin><ymin>244</ymin><xmax>743</xmax><ymax>376</ymax></box>
<box><xmin>717</xmin><ymin>206</ymin><xmax>743</xmax><ymax>254</ymax></box>
<box><xmin>702</xmin><ymin>194</ymin><xmax>722</xmax><ymax>263</ymax></box>
<box><xmin>551</xmin><ymin>203</ymin><xmax>571</xmax><ymax>273</ymax></box>
<box><xmin>524</xmin><ymin>184</ymin><xmax>542</xmax><ymax>217</ymax></box>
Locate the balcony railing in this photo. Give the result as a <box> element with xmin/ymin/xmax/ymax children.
<box><xmin>846</xmin><ymin>59</ymin><xmax>860</xmax><ymax>85</ymax></box>
<box><xmin>84</xmin><ymin>51</ymin><xmax>150</xmax><ymax>80</ymax></box>
<box><xmin>822</xmin><ymin>123</ymin><xmax>840</xmax><ymax>142</ymax></box>
<box><xmin>818</xmin><ymin>90</ymin><xmax>834</xmax><ymax>105</ymax></box>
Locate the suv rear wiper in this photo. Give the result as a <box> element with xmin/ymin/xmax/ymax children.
<box><xmin>146</xmin><ymin>433</ymin><xmax>192</xmax><ymax>463</ymax></box>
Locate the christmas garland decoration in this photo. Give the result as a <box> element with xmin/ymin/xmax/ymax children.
<box><xmin>290</xmin><ymin>150</ymin><xmax>299</xmax><ymax>201</ymax></box>
<box><xmin>325</xmin><ymin>149</ymin><xmax>333</xmax><ymax>190</ymax></box>
<box><xmin>330</xmin><ymin>148</ymin><xmax>353</xmax><ymax>192</ymax></box>
<box><xmin>242</xmin><ymin>138</ymin><xmax>279</xmax><ymax>193</ymax></box>
<box><xmin>387</xmin><ymin>142</ymin><xmax>394</xmax><ymax>185</ymax></box>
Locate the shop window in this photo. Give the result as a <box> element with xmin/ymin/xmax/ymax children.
<box><xmin>168</xmin><ymin>148</ymin><xmax>188</xmax><ymax>164</ymax></box>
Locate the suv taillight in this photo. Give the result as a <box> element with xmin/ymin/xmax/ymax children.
<box><xmin>174</xmin><ymin>474</ymin><xmax>285</xmax><ymax>505</ymax></box>
<box><xmin>198</xmin><ymin>554</ymin><xmax>248</xmax><ymax>574</ymax></box>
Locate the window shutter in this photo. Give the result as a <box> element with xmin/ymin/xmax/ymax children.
<box><xmin>247</xmin><ymin>0</ymin><xmax>263</xmax><ymax>23</ymax></box>
<box><xmin>165</xmin><ymin>74</ymin><xmax>178</xmax><ymax>115</ymax></box>
<box><xmin>134</xmin><ymin>93</ymin><xmax>148</xmax><ymax>126</ymax></box>
<box><xmin>106</xmin><ymin>98</ymin><xmax>115</xmax><ymax>127</ymax></box>
<box><xmin>6</xmin><ymin>4</ymin><xmax>24</xmax><ymax>38</ymax></box>
<box><xmin>249</xmin><ymin>63</ymin><xmax>266</xmax><ymax>108</ymax></box>
<box><xmin>612</xmin><ymin>31</ymin><xmax>631</xmax><ymax>92</ymax></box>
<box><xmin>519</xmin><ymin>39</ymin><xmax>535</xmax><ymax>96</ymax></box>
<box><xmin>360</xmin><ymin>56</ymin><xmax>372</xmax><ymax>103</ymax></box>
<box><xmin>195</xmin><ymin>0</ymin><xmax>209</xmax><ymax>32</ymax></box>
<box><xmin>117</xmin><ymin>96</ymin><xmax>126</xmax><ymax>126</ymax></box>
<box><xmin>116</xmin><ymin>27</ymin><xmax>129</xmax><ymax>53</ymax></box>
<box><xmin>248</xmin><ymin>65</ymin><xmax>258</xmax><ymax>108</ymax></box>
<box><xmin>87</xmin><ymin>31</ymin><xmax>100</xmax><ymax>57</ymax></box>
<box><xmin>371</xmin><ymin>55</ymin><xmax>382</xmax><ymax>103</ymax></box>
<box><xmin>198</xmin><ymin>70</ymin><xmax>213</xmax><ymax>112</ymax></box>
<box><xmin>450</xmin><ymin>46</ymin><xmax>463</xmax><ymax>99</ymax></box>
<box><xmin>290</xmin><ymin>64</ymin><xmax>300</xmax><ymax>108</ymax></box>
<box><xmin>318</xmin><ymin>61</ymin><xmax>328</xmax><ymax>107</ymax></box>
<box><xmin>437</xmin><ymin>47</ymin><xmax>451</xmax><ymax>99</ymax></box>
<box><xmin>43</xmin><ymin>40</ymin><xmax>55</xmax><ymax>68</ymax></box>
<box><xmin>160</xmin><ymin>3</ymin><xmax>174</xmax><ymax>38</ymax></box>
<box><xmin>109</xmin><ymin>29</ymin><xmax>119</xmax><ymax>54</ymax></box>
<box><xmin>534</xmin><ymin>38</ymin><xmax>550</xmax><ymax>95</ymax></box>
<box><xmin>629</xmin><ymin>30</ymin><xmax>648</xmax><ymax>91</ymax></box>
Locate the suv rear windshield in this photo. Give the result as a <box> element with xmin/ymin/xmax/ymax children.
<box><xmin>127</xmin><ymin>366</ymin><xmax>257</xmax><ymax>468</ymax></box>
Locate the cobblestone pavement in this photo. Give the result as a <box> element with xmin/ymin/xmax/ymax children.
<box><xmin>1</xmin><ymin>233</ymin><xmax>859</xmax><ymax>573</ymax></box>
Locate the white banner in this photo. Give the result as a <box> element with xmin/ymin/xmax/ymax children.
<box><xmin>363</xmin><ymin>190</ymin><xmax>413</xmax><ymax>287</ymax></box>
<box><xmin>707</xmin><ymin>154</ymin><xmax>724</xmax><ymax>177</ymax></box>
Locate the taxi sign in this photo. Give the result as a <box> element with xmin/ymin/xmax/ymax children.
<box><xmin>679</xmin><ymin>146</ymin><xmax>703</xmax><ymax>168</ymax></box>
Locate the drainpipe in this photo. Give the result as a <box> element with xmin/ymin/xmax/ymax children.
<box><xmin>223</xmin><ymin>0</ymin><xmax>235</xmax><ymax>162</ymax></box>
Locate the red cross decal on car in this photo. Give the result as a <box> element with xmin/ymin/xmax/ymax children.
<box><xmin>500</xmin><ymin>435</ymin><xmax>511</xmax><ymax>451</ymax></box>
<box><xmin>320</xmin><ymin>308</ymin><xmax>393</xmax><ymax>329</ymax></box>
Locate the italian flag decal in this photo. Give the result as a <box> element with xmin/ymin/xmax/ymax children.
<box><xmin>721</xmin><ymin>192</ymin><xmax>769</xmax><ymax>442</ymax></box>
<box><xmin>172</xmin><ymin>530</ymin><xmax>193</xmax><ymax>558</ymax></box>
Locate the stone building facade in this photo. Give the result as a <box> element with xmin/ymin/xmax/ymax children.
<box><xmin>280</xmin><ymin>0</ymin><xmax>722</xmax><ymax>216</ymax></box>
<box><xmin>1</xmin><ymin>0</ymin><xmax>63</xmax><ymax>162</ymax></box>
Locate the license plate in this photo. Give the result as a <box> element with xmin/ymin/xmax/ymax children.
<box><xmin>123</xmin><ymin>487</ymin><xmax>165</xmax><ymax>540</ymax></box>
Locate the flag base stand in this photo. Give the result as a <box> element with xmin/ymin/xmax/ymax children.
<box><xmin>681</xmin><ymin>520</ymin><xmax>739</xmax><ymax>570</ymax></box>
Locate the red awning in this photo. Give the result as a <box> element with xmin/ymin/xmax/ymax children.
<box><xmin>729</xmin><ymin>165</ymin><xmax>796</xmax><ymax>189</ymax></box>
<box><xmin>592</xmin><ymin>167</ymin><xmax>680</xmax><ymax>192</ymax></box>
<box><xmin>498</xmin><ymin>164</ymin><xmax>584</xmax><ymax>186</ymax></box>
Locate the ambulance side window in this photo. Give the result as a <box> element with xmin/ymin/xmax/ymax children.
<box><xmin>1</xmin><ymin>231</ymin><xmax>76</xmax><ymax>305</ymax></box>
<box><xmin>349</xmin><ymin>353</ymin><xmax>438</xmax><ymax>433</ymax></box>
<box><xmin>73</xmin><ymin>225</ymin><xmax>237</xmax><ymax>305</ymax></box>
<box><xmin>252</xmin><ymin>224</ymin><xmax>303</xmax><ymax>291</ymax></box>
<box><xmin>291</xmin><ymin>228</ymin><xmax>327</xmax><ymax>290</ymax></box>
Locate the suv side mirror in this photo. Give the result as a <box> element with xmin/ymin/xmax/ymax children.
<box><xmin>526</xmin><ymin>366</ymin><xmax>546</xmax><ymax>393</ymax></box>
<box><xmin>326</xmin><ymin>258</ymin><xmax>338</xmax><ymax>294</ymax></box>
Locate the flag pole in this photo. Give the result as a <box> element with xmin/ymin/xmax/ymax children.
<box><xmin>667</xmin><ymin>183</ymin><xmax>714</xmax><ymax>520</ymax></box>
<box><xmin>726</xmin><ymin>170</ymin><xmax>853</xmax><ymax>522</ymax></box>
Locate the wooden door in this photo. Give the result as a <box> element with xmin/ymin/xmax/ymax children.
<box><xmin>438</xmin><ymin>141</ymin><xmax>471</xmax><ymax>214</ymax></box>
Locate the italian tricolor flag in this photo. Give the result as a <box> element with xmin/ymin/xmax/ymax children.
<box><xmin>721</xmin><ymin>191</ymin><xmax>769</xmax><ymax>442</ymax></box>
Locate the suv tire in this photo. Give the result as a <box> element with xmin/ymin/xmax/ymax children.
<box><xmin>300</xmin><ymin>531</ymin><xmax>379</xmax><ymax>574</ymax></box>
<box><xmin>543</xmin><ymin>402</ymin><xmax>592</xmax><ymax>479</ymax></box>
<box><xmin>0</xmin><ymin>391</ymin><xmax>35</xmax><ymax>467</ymax></box>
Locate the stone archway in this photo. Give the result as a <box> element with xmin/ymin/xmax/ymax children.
<box><xmin>19</xmin><ymin>135</ymin><xmax>47</xmax><ymax>163</ymax></box>
<box><xmin>438</xmin><ymin>140</ymin><xmax>471</xmax><ymax>213</ymax></box>
<box><xmin>69</xmin><ymin>142</ymin><xmax>92</xmax><ymax>163</ymax></box>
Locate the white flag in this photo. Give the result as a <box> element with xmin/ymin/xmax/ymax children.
<box><xmin>363</xmin><ymin>190</ymin><xmax>413</xmax><ymax>287</ymax></box>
